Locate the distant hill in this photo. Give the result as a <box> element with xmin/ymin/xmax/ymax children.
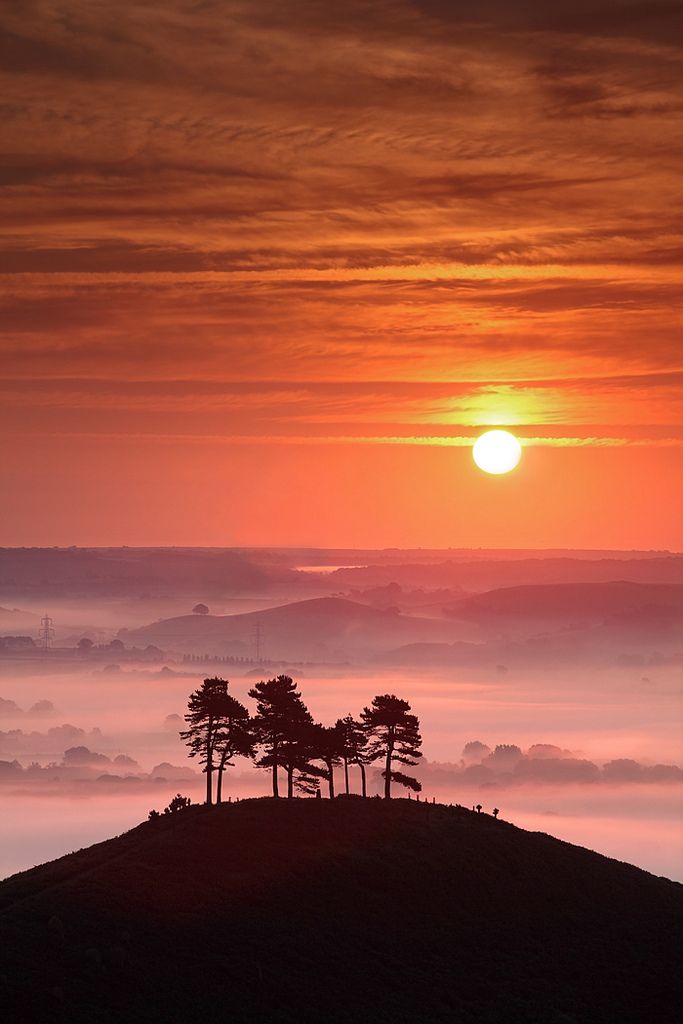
<box><xmin>328</xmin><ymin>556</ymin><xmax>683</xmax><ymax>590</ymax></box>
<box><xmin>0</xmin><ymin>605</ymin><xmax>38</xmax><ymax>633</ymax></box>
<box><xmin>121</xmin><ymin>596</ymin><xmax>457</xmax><ymax>659</ymax></box>
<box><xmin>449</xmin><ymin>581</ymin><xmax>683</xmax><ymax>628</ymax></box>
<box><xmin>267</xmin><ymin>547</ymin><xmax>681</xmax><ymax>566</ymax></box>
<box><xmin>0</xmin><ymin>548</ymin><xmax>282</xmax><ymax>599</ymax></box>
<box><xmin>0</xmin><ymin>799</ymin><xmax>680</xmax><ymax>1023</ymax></box>
<box><xmin>1</xmin><ymin>548</ymin><xmax>681</xmax><ymax>604</ymax></box>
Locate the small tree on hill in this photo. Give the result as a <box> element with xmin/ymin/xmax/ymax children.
<box><xmin>180</xmin><ymin>677</ymin><xmax>228</xmax><ymax>805</ymax></box>
<box><xmin>164</xmin><ymin>793</ymin><xmax>192</xmax><ymax>814</ymax></box>
<box><xmin>193</xmin><ymin>603</ymin><xmax>209</xmax><ymax>615</ymax></box>
<box><xmin>248</xmin><ymin>675</ymin><xmax>312</xmax><ymax>798</ymax></box>
<box><xmin>361</xmin><ymin>694</ymin><xmax>423</xmax><ymax>799</ymax></box>
<box><xmin>336</xmin><ymin>714</ymin><xmax>371</xmax><ymax>797</ymax></box>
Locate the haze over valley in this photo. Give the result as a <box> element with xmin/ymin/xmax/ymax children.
<box><xmin>2</xmin><ymin>546</ymin><xmax>681</xmax><ymax>881</ymax></box>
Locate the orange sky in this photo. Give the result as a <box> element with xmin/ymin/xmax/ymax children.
<box><xmin>1</xmin><ymin>1</ymin><xmax>681</xmax><ymax>547</ymax></box>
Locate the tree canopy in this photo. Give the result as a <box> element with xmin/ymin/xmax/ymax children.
<box><xmin>180</xmin><ymin>677</ymin><xmax>252</xmax><ymax>805</ymax></box>
<box><xmin>361</xmin><ymin>694</ymin><xmax>423</xmax><ymax>799</ymax></box>
<box><xmin>248</xmin><ymin>675</ymin><xmax>313</xmax><ymax>798</ymax></box>
<box><xmin>182</xmin><ymin>678</ymin><xmax>423</xmax><ymax>803</ymax></box>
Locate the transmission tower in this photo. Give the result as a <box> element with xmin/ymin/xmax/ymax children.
<box><xmin>252</xmin><ymin>621</ymin><xmax>265</xmax><ymax>663</ymax></box>
<box><xmin>38</xmin><ymin>613</ymin><xmax>55</xmax><ymax>651</ymax></box>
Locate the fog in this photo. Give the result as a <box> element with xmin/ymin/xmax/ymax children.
<box><xmin>2</xmin><ymin>662</ymin><xmax>681</xmax><ymax>880</ymax></box>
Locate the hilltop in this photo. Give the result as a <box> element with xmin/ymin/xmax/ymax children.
<box><xmin>121</xmin><ymin>596</ymin><xmax>455</xmax><ymax>658</ymax></box>
<box><xmin>1</xmin><ymin>798</ymin><xmax>680</xmax><ymax>1023</ymax></box>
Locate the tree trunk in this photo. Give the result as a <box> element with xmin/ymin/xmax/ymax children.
<box><xmin>287</xmin><ymin>767</ymin><xmax>294</xmax><ymax>799</ymax></box>
<box><xmin>205</xmin><ymin>720</ymin><xmax>214</xmax><ymax>805</ymax></box>
<box><xmin>216</xmin><ymin>747</ymin><xmax>230</xmax><ymax>804</ymax></box>
<box><xmin>384</xmin><ymin>747</ymin><xmax>392</xmax><ymax>799</ymax></box>
<box><xmin>327</xmin><ymin>759</ymin><xmax>335</xmax><ymax>799</ymax></box>
<box><xmin>359</xmin><ymin>761</ymin><xmax>367</xmax><ymax>798</ymax></box>
<box><xmin>272</xmin><ymin>760</ymin><xmax>279</xmax><ymax>798</ymax></box>
<box><xmin>344</xmin><ymin>756</ymin><xmax>349</xmax><ymax>795</ymax></box>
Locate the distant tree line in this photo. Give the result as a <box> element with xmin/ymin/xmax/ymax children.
<box><xmin>180</xmin><ymin>676</ymin><xmax>422</xmax><ymax>804</ymax></box>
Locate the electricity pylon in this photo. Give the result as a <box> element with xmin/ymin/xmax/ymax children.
<box><xmin>38</xmin><ymin>613</ymin><xmax>55</xmax><ymax>651</ymax></box>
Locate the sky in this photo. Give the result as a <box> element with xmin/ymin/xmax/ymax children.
<box><xmin>1</xmin><ymin>0</ymin><xmax>682</xmax><ymax>547</ymax></box>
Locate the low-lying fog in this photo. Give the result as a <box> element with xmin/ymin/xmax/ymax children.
<box><xmin>2</xmin><ymin>663</ymin><xmax>681</xmax><ymax>881</ymax></box>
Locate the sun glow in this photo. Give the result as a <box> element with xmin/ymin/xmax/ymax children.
<box><xmin>472</xmin><ymin>430</ymin><xmax>522</xmax><ymax>474</ymax></box>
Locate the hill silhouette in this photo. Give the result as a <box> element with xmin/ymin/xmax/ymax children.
<box><xmin>328</xmin><ymin>556</ymin><xmax>683</xmax><ymax>590</ymax></box>
<box><xmin>450</xmin><ymin>581</ymin><xmax>683</xmax><ymax>626</ymax></box>
<box><xmin>1</xmin><ymin>799</ymin><xmax>680</xmax><ymax>1023</ymax></box>
<box><xmin>122</xmin><ymin>596</ymin><xmax>455</xmax><ymax>658</ymax></box>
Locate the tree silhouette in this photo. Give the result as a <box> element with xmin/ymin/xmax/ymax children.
<box><xmin>310</xmin><ymin>723</ymin><xmax>344</xmax><ymax>798</ymax></box>
<box><xmin>164</xmin><ymin>793</ymin><xmax>192</xmax><ymax>814</ymax></box>
<box><xmin>337</xmin><ymin>714</ymin><xmax>371</xmax><ymax>797</ymax></box>
<box><xmin>192</xmin><ymin>603</ymin><xmax>209</xmax><ymax>615</ymax></box>
<box><xmin>180</xmin><ymin>677</ymin><xmax>228</xmax><ymax>805</ymax></box>
<box><xmin>279</xmin><ymin>725</ymin><xmax>320</xmax><ymax>797</ymax></box>
<box><xmin>248</xmin><ymin>675</ymin><xmax>312</xmax><ymax>798</ymax></box>
<box><xmin>361</xmin><ymin>694</ymin><xmax>423</xmax><ymax>799</ymax></box>
<box><xmin>213</xmin><ymin>690</ymin><xmax>255</xmax><ymax>804</ymax></box>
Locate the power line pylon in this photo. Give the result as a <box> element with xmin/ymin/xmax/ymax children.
<box><xmin>252</xmin><ymin>621</ymin><xmax>265</xmax><ymax>663</ymax></box>
<box><xmin>38</xmin><ymin>613</ymin><xmax>55</xmax><ymax>651</ymax></box>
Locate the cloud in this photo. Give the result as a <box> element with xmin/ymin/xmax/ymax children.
<box><xmin>0</xmin><ymin>0</ymin><xmax>681</xmax><ymax>543</ymax></box>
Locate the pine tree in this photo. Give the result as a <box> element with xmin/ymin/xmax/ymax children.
<box><xmin>248</xmin><ymin>675</ymin><xmax>312</xmax><ymax>798</ymax></box>
<box><xmin>336</xmin><ymin>714</ymin><xmax>371</xmax><ymax>797</ymax></box>
<box><xmin>180</xmin><ymin>677</ymin><xmax>228</xmax><ymax>805</ymax></box>
<box><xmin>310</xmin><ymin>722</ymin><xmax>344</xmax><ymax>798</ymax></box>
<box><xmin>213</xmin><ymin>690</ymin><xmax>255</xmax><ymax>804</ymax></box>
<box><xmin>279</xmin><ymin>724</ymin><xmax>320</xmax><ymax>797</ymax></box>
<box><xmin>361</xmin><ymin>694</ymin><xmax>423</xmax><ymax>799</ymax></box>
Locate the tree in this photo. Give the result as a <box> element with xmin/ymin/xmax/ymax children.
<box><xmin>462</xmin><ymin>740</ymin><xmax>491</xmax><ymax>765</ymax></box>
<box><xmin>361</xmin><ymin>694</ymin><xmax>423</xmax><ymax>799</ymax></box>
<box><xmin>77</xmin><ymin>637</ymin><xmax>94</xmax><ymax>653</ymax></box>
<box><xmin>485</xmin><ymin>744</ymin><xmax>523</xmax><ymax>771</ymax></box>
<box><xmin>310</xmin><ymin>723</ymin><xmax>344</xmax><ymax>799</ymax></box>
<box><xmin>336</xmin><ymin>714</ymin><xmax>371</xmax><ymax>797</ymax></box>
<box><xmin>279</xmin><ymin>725</ymin><xmax>320</xmax><ymax>797</ymax></box>
<box><xmin>212</xmin><ymin>691</ymin><xmax>255</xmax><ymax>804</ymax></box>
<box><xmin>248</xmin><ymin>675</ymin><xmax>312</xmax><ymax>798</ymax></box>
<box><xmin>180</xmin><ymin>677</ymin><xmax>228</xmax><ymax>805</ymax></box>
<box><xmin>192</xmin><ymin>603</ymin><xmax>210</xmax><ymax>615</ymax></box>
<box><xmin>164</xmin><ymin>793</ymin><xmax>192</xmax><ymax>814</ymax></box>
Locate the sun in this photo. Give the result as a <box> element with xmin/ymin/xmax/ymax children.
<box><xmin>472</xmin><ymin>429</ymin><xmax>522</xmax><ymax>475</ymax></box>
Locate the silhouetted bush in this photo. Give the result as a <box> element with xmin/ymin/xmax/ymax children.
<box><xmin>163</xmin><ymin>794</ymin><xmax>192</xmax><ymax>814</ymax></box>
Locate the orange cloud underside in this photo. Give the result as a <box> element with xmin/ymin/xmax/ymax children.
<box><xmin>0</xmin><ymin>1</ymin><xmax>681</xmax><ymax>546</ymax></box>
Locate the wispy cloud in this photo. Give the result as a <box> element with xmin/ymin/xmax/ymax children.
<box><xmin>0</xmin><ymin>1</ymin><xmax>681</xmax><ymax>544</ymax></box>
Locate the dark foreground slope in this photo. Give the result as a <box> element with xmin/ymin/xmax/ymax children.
<box><xmin>1</xmin><ymin>799</ymin><xmax>680</xmax><ymax>1024</ymax></box>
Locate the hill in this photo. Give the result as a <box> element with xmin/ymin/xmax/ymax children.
<box><xmin>449</xmin><ymin>581</ymin><xmax>683</xmax><ymax>626</ymax></box>
<box><xmin>121</xmin><ymin>597</ymin><xmax>456</xmax><ymax>658</ymax></box>
<box><xmin>0</xmin><ymin>798</ymin><xmax>680</xmax><ymax>1023</ymax></box>
<box><xmin>328</xmin><ymin>556</ymin><xmax>683</xmax><ymax>590</ymax></box>
<box><xmin>0</xmin><ymin>547</ymin><xmax>280</xmax><ymax>600</ymax></box>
